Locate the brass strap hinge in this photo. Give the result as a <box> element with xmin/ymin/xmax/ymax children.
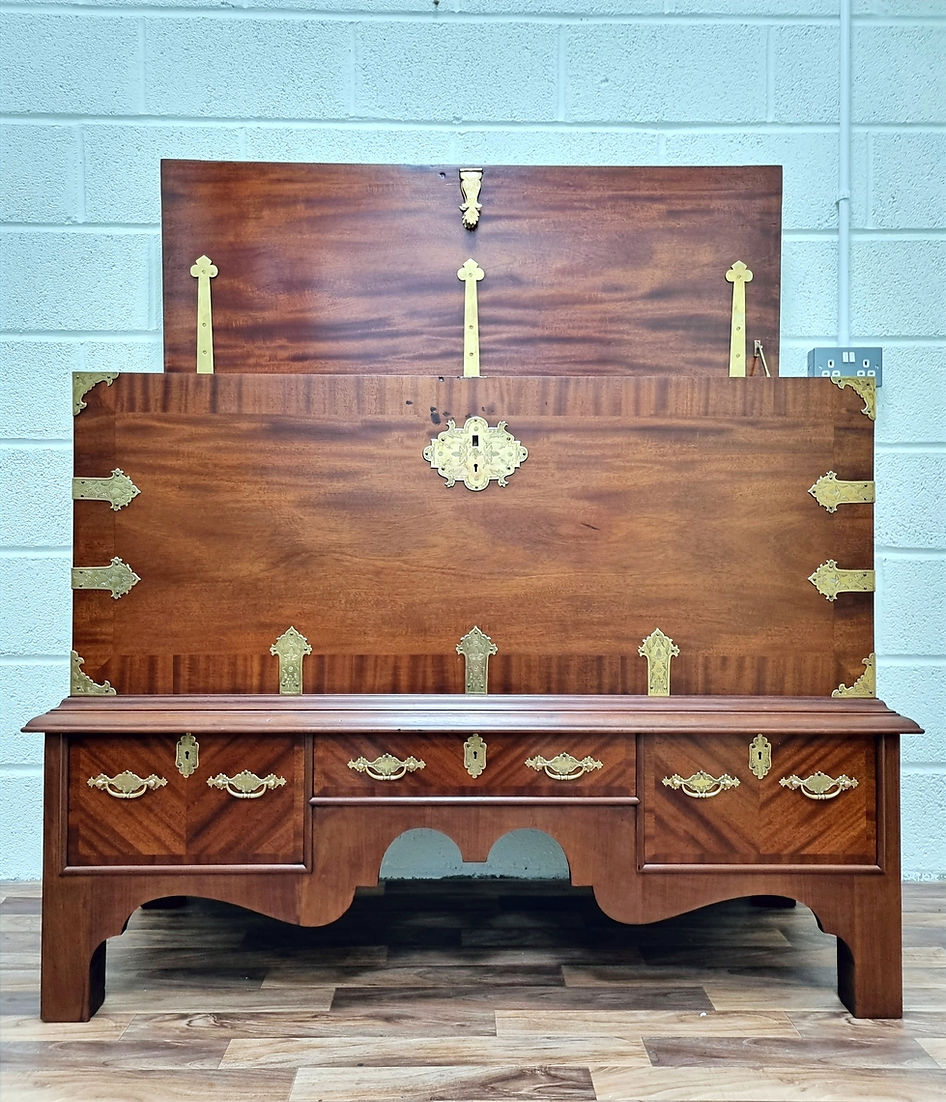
<box><xmin>72</xmin><ymin>468</ymin><xmax>140</xmax><ymax>511</ymax></box>
<box><xmin>190</xmin><ymin>254</ymin><xmax>217</xmax><ymax>374</ymax></box>
<box><xmin>725</xmin><ymin>261</ymin><xmax>753</xmax><ymax>377</ymax></box>
<box><xmin>808</xmin><ymin>471</ymin><xmax>875</xmax><ymax>513</ymax></box>
<box><xmin>457</xmin><ymin>626</ymin><xmax>497</xmax><ymax>695</ymax></box>
<box><xmin>638</xmin><ymin>628</ymin><xmax>679</xmax><ymax>696</ymax></box>
<box><xmin>808</xmin><ymin>560</ymin><xmax>875</xmax><ymax>602</ymax></box>
<box><xmin>270</xmin><ymin>626</ymin><xmax>311</xmax><ymax>695</ymax></box>
<box><xmin>457</xmin><ymin>258</ymin><xmax>485</xmax><ymax>377</ymax></box>
<box><xmin>72</xmin><ymin>556</ymin><xmax>140</xmax><ymax>599</ymax></box>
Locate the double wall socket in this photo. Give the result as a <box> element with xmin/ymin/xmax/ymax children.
<box><xmin>807</xmin><ymin>347</ymin><xmax>883</xmax><ymax>386</ymax></box>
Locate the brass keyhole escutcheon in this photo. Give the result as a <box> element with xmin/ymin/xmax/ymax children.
<box><xmin>176</xmin><ymin>733</ymin><xmax>199</xmax><ymax>778</ymax></box>
<box><xmin>464</xmin><ymin>735</ymin><xmax>487</xmax><ymax>779</ymax></box>
<box><xmin>749</xmin><ymin>734</ymin><xmax>771</xmax><ymax>780</ymax></box>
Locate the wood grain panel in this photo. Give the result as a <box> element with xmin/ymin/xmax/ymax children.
<box><xmin>640</xmin><ymin>734</ymin><xmax>877</xmax><ymax>865</ymax></box>
<box><xmin>71</xmin><ymin>374</ymin><xmax>872</xmax><ymax>697</ymax></box>
<box><xmin>161</xmin><ymin>163</ymin><xmax>781</xmax><ymax>378</ymax></box>
<box><xmin>67</xmin><ymin>737</ymin><xmax>186</xmax><ymax>864</ymax></box>
<box><xmin>314</xmin><ymin>734</ymin><xmax>634</xmax><ymax>797</ymax></box>
<box><xmin>66</xmin><ymin>736</ymin><xmax>304</xmax><ymax>866</ymax></box>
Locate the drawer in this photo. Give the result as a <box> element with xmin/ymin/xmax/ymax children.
<box><xmin>640</xmin><ymin>734</ymin><xmax>877</xmax><ymax>866</ymax></box>
<box><xmin>314</xmin><ymin>733</ymin><xmax>634</xmax><ymax>797</ymax></box>
<box><xmin>67</xmin><ymin>734</ymin><xmax>305</xmax><ymax>866</ymax></box>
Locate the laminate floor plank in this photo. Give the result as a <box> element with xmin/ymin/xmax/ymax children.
<box><xmin>221</xmin><ymin>1034</ymin><xmax>650</xmax><ymax>1068</ymax></box>
<box><xmin>1</xmin><ymin>1037</ymin><xmax>231</xmax><ymax>1071</ymax></box>
<box><xmin>641</xmin><ymin>1033</ymin><xmax>940</xmax><ymax>1069</ymax></box>
<box><xmin>288</xmin><ymin>1064</ymin><xmax>598</xmax><ymax>1101</ymax></box>
<box><xmin>120</xmin><ymin>1007</ymin><xmax>499</xmax><ymax>1041</ymax></box>
<box><xmin>99</xmin><ymin>986</ymin><xmax>335</xmax><ymax>1014</ymax></box>
<box><xmin>495</xmin><ymin>1009</ymin><xmax>799</xmax><ymax>1040</ymax></box>
<box><xmin>788</xmin><ymin>1008</ymin><xmax>946</xmax><ymax>1040</ymax></box>
<box><xmin>589</xmin><ymin>1065</ymin><xmax>946</xmax><ymax>1102</ymax></box>
<box><xmin>0</xmin><ymin>1069</ymin><xmax>295</xmax><ymax>1102</ymax></box>
<box><xmin>0</xmin><ymin>1013</ymin><xmax>135</xmax><ymax>1042</ymax></box>
<box><xmin>328</xmin><ymin>984</ymin><xmax>715</xmax><ymax>1012</ymax></box>
<box><xmin>261</xmin><ymin>963</ymin><xmax>565</xmax><ymax>989</ymax></box>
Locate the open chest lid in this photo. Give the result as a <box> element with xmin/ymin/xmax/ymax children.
<box><xmin>161</xmin><ymin>162</ymin><xmax>782</xmax><ymax>379</ymax></box>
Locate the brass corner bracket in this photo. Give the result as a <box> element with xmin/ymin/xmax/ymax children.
<box><xmin>638</xmin><ymin>628</ymin><xmax>679</xmax><ymax>696</ymax></box>
<box><xmin>70</xmin><ymin>650</ymin><xmax>116</xmax><ymax>696</ymax></box>
<box><xmin>72</xmin><ymin>372</ymin><xmax>118</xmax><ymax>416</ymax></box>
<box><xmin>270</xmin><ymin>626</ymin><xmax>312</xmax><ymax>695</ymax></box>
<box><xmin>832</xmin><ymin>653</ymin><xmax>876</xmax><ymax>698</ymax></box>
<box><xmin>833</xmin><ymin>376</ymin><xmax>876</xmax><ymax>420</ymax></box>
<box><xmin>457</xmin><ymin>626</ymin><xmax>497</xmax><ymax>695</ymax></box>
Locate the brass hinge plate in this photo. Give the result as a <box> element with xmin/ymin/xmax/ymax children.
<box><xmin>73</xmin><ymin>468</ymin><xmax>140</xmax><ymax>511</ymax></box>
<box><xmin>808</xmin><ymin>471</ymin><xmax>875</xmax><ymax>513</ymax></box>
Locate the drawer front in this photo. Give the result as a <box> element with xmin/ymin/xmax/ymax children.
<box><xmin>641</xmin><ymin>734</ymin><xmax>877</xmax><ymax>866</ymax></box>
<box><xmin>67</xmin><ymin>734</ymin><xmax>305</xmax><ymax>866</ymax></box>
<box><xmin>315</xmin><ymin>734</ymin><xmax>634</xmax><ymax>797</ymax></box>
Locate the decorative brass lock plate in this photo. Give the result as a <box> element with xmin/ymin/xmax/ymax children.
<box><xmin>456</xmin><ymin>626</ymin><xmax>497</xmax><ymax>694</ymax></box>
<box><xmin>463</xmin><ymin>735</ymin><xmax>487</xmax><ymax>778</ymax></box>
<box><xmin>748</xmin><ymin>734</ymin><xmax>771</xmax><ymax>780</ymax></box>
<box><xmin>175</xmin><ymin>733</ymin><xmax>199</xmax><ymax>778</ymax></box>
<box><xmin>424</xmin><ymin>416</ymin><xmax>527</xmax><ymax>491</ymax></box>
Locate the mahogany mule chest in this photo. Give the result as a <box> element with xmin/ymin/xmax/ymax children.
<box><xmin>25</xmin><ymin>163</ymin><xmax>920</xmax><ymax>1021</ymax></box>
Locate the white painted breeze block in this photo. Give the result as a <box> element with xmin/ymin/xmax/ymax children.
<box><xmin>1</xmin><ymin>0</ymin><xmax>943</xmax><ymax>881</ymax></box>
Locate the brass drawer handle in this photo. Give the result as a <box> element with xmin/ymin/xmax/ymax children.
<box><xmin>525</xmin><ymin>753</ymin><xmax>603</xmax><ymax>781</ymax></box>
<box><xmin>347</xmin><ymin>754</ymin><xmax>426</xmax><ymax>781</ymax></box>
<box><xmin>779</xmin><ymin>771</ymin><xmax>858</xmax><ymax>800</ymax></box>
<box><xmin>662</xmin><ymin>770</ymin><xmax>740</xmax><ymax>798</ymax></box>
<box><xmin>87</xmin><ymin>771</ymin><xmax>168</xmax><ymax>800</ymax></box>
<box><xmin>207</xmin><ymin>770</ymin><xmax>286</xmax><ymax>799</ymax></box>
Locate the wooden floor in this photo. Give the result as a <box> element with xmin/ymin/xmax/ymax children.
<box><xmin>1</xmin><ymin>880</ymin><xmax>944</xmax><ymax>1101</ymax></box>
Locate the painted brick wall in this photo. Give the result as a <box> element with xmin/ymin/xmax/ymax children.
<box><xmin>1</xmin><ymin>0</ymin><xmax>943</xmax><ymax>881</ymax></box>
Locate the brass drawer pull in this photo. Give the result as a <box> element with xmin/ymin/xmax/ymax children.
<box><xmin>207</xmin><ymin>770</ymin><xmax>286</xmax><ymax>799</ymax></box>
<box><xmin>347</xmin><ymin>754</ymin><xmax>426</xmax><ymax>781</ymax></box>
<box><xmin>525</xmin><ymin>753</ymin><xmax>603</xmax><ymax>781</ymax></box>
<box><xmin>662</xmin><ymin>770</ymin><xmax>740</xmax><ymax>798</ymax></box>
<box><xmin>779</xmin><ymin>771</ymin><xmax>858</xmax><ymax>800</ymax></box>
<box><xmin>87</xmin><ymin>771</ymin><xmax>167</xmax><ymax>800</ymax></box>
